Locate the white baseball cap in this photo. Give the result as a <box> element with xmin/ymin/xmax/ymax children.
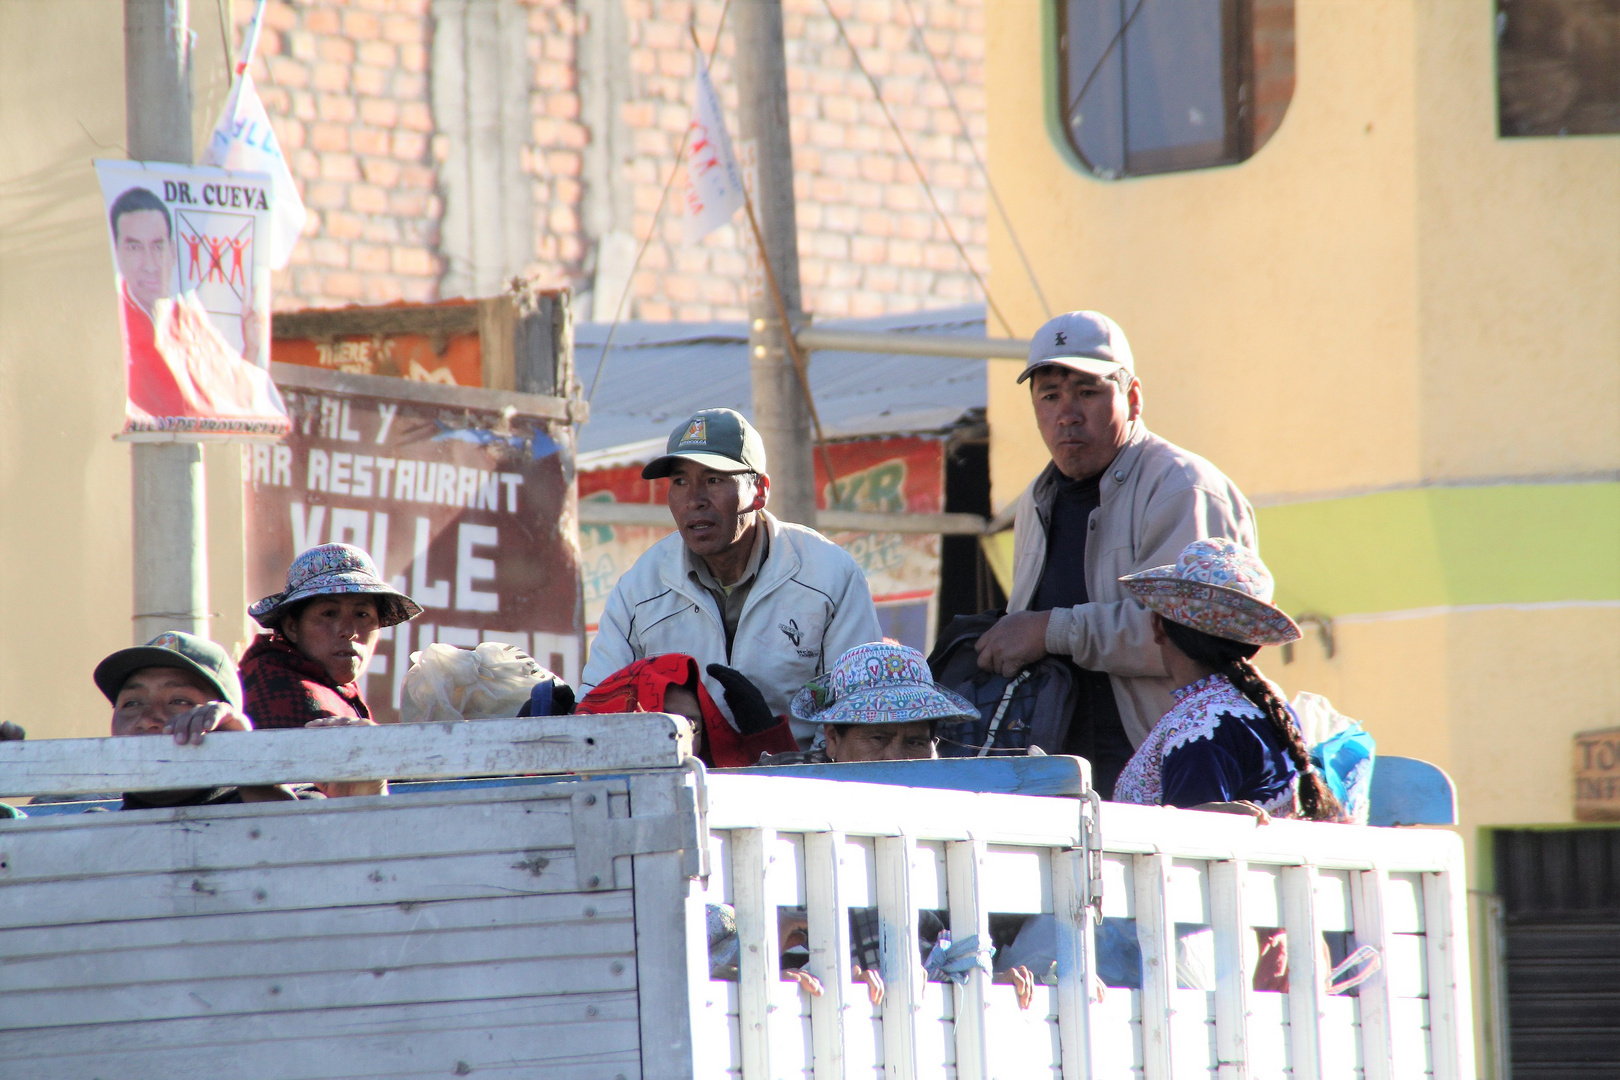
<box><xmin>1017</xmin><ymin>310</ymin><xmax>1135</xmax><ymax>383</ymax></box>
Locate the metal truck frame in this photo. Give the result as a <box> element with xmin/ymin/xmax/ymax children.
<box><xmin>0</xmin><ymin>716</ymin><xmax>1472</xmax><ymax>1079</ymax></box>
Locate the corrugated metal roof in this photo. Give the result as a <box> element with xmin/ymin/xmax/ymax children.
<box><xmin>574</xmin><ymin>304</ymin><xmax>987</xmax><ymax>461</ymax></box>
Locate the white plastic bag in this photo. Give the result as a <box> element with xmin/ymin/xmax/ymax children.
<box><xmin>401</xmin><ymin>642</ymin><xmax>546</xmax><ymax>723</ymax></box>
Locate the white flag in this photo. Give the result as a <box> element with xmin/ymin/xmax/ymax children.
<box><xmin>683</xmin><ymin>50</ymin><xmax>746</xmax><ymax>244</ymax></box>
<box><xmin>200</xmin><ymin>72</ymin><xmax>307</xmax><ymax>269</ymax></box>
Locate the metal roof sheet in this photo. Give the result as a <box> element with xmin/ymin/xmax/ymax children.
<box><xmin>574</xmin><ymin>304</ymin><xmax>987</xmax><ymax>461</ymax></box>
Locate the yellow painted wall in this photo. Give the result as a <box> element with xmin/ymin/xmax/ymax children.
<box><xmin>0</xmin><ymin>1</ymin><xmax>250</xmax><ymax>740</ymax></box>
<box><xmin>985</xmin><ymin>4</ymin><xmax>1619</xmax><ymax>1066</ymax></box>
<box><xmin>982</xmin><ymin>0</ymin><xmax>1619</xmax><ymax>860</ymax></box>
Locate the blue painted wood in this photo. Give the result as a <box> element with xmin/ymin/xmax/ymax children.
<box><xmin>1367</xmin><ymin>755</ymin><xmax>1457</xmax><ymax>826</ymax></box>
<box><xmin>716</xmin><ymin>754</ymin><xmax>1090</xmax><ymax>797</ymax></box>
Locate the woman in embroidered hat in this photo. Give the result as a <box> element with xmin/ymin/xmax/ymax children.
<box><xmin>764</xmin><ymin>642</ymin><xmax>978</xmax><ymax>764</ymax></box>
<box><xmin>240</xmin><ymin>544</ymin><xmax>421</xmax><ymax>794</ymax></box>
<box><xmin>1111</xmin><ymin>538</ymin><xmax>1341</xmax><ymax>821</ymax></box>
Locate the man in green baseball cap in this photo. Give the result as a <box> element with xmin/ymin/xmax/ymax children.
<box><xmin>584</xmin><ymin>407</ymin><xmax>881</xmax><ymax>746</ymax></box>
<box><xmin>94</xmin><ymin>631</ymin><xmax>295</xmax><ymax>808</ymax></box>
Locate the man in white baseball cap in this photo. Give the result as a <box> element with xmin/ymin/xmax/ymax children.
<box><xmin>972</xmin><ymin>311</ymin><xmax>1258</xmax><ymax>797</ymax></box>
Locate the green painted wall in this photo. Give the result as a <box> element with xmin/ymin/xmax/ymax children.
<box><xmin>1259</xmin><ymin>483</ymin><xmax>1620</xmax><ymax>616</ymax></box>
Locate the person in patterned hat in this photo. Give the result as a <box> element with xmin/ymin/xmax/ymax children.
<box><xmin>1110</xmin><ymin>538</ymin><xmax>1341</xmax><ymax>821</ymax></box>
<box><xmin>761</xmin><ymin>642</ymin><xmax>978</xmax><ymax>765</ymax></box>
<box><xmin>240</xmin><ymin>544</ymin><xmax>423</xmax><ymax>797</ymax></box>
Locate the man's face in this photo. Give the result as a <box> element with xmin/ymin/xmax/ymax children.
<box><xmin>112</xmin><ymin>667</ymin><xmax>219</xmax><ymax>737</ymax></box>
<box><xmin>661</xmin><ymin>684</ymin><xmax>706</xmax><ymax>757</ymax></box>
<box><xmin>1031</xmin><ymin>367</ymin><xmax>1141</xmax><ymax>481</ymax></box>
<box><xmin>284</xmin><ymin>595</ymin><xmax>382</xmax><ymax>686</ymax></box>
<box><xmin>114</xmin><ymin>209</ymin><xmax>175</xmax><ymax>311</ymax></box>
<box><xmin>823</xmin><ymin>721</ymin><xmax>938</xmax><ymax>763</ymax></box>
<box><xmin>667</xmin><ymin>459</ymin><xmax>765</xmax><ymax>560</ymax></box>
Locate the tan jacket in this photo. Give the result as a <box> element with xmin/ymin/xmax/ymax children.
<box><xmin>1007</xmin><ymin>422</ymin><xmax>1257</xmax><ymax>748</ymax></box>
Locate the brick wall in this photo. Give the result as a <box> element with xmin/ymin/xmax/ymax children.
<box><xmin>242</xmin><ymin>0</ymin><xmax>988</xmax><ymax>322</ymax></box>
<box><xmin>249</xmin><ymin>0</ymin><xmax>443</xmax><ymax>307</ymax></box>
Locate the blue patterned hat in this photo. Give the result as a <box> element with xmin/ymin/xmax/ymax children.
<box><xmin>1119</xmin><ymin>537</ymin><xmax>1300</xmax><ymax>647</ymax></box>
<box><xmin>249</xmin><ymin>543</ymin><xmax>422</xmax><ymax>629</ymax></box>
<box><xmin>790</xmin><ymin>642</ymin><xmax>977</xmax><ymax>727</ymax></box>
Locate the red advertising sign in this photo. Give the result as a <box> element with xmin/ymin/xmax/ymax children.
<box><xmin>96</xmin><ymin>159</ymin><xmax>290</xmax><ymax>437</ymax></box>
<box><xmin>246</xmin><ymin>377</ymin><xmax>581</xmax><ymax>723</ymax></box>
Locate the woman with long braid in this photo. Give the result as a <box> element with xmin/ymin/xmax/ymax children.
<box><xmin>1111</xmin><ymin>538</ymin><xmax>1342</xmax><ymax>821</ymax></box>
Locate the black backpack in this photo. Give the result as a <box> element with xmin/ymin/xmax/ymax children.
<box><xmin>927</xmin><ymin>611</ymin><xmax>1082</xmax><ymax>757</ymax></box>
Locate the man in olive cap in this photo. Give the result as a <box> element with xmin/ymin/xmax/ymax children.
<box><xmin>94</xmin><ymin>631</ymin><xmax>296</xmax><ymax>808</ymax></box>
<box><xmin>973</xmin><ymin>311</ymin><xmax>1257</xmax><ymax>797</ymax></box>
<box><xmin>582</xmin><ymin>408</ymin><xmax>881</xmax><ymax>745</ymax></box>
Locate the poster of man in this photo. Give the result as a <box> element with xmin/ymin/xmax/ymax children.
<box><xmin>95</xmin><ymin>160</ymin><xmax>290</xmax><ymax>436</ymax></box>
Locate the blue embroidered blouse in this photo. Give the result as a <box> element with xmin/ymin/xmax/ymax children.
<box><xmin>1112</xmin><ymin>673</ymin><xmax>1300</xmax><ymax>815</ymax></box>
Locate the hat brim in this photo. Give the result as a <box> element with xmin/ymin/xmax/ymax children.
<box><xmin>1120</xmin><ymin>572</ymin><xmax>1301</xmax><ymax>647</ymax></box>
<box><xmin>249</xmin><ymin>580</ymin><xmax>423</xmax><ymax>629</ymax></box>
<box><xmin>640</xmin><ymin>451</ymin><xmax>755</xmax><ymax>480</ymax></box>
<box><xmin>1017</xmin><ymin>356</ymin><xmax>1129</xmax><ymax>384</ymax></box>
<box><xmin>789</xmin><ymin>678</ymin><xmax>978</xmax><ymax>726</ymax></box>
<box><xmin>93</xmin><ymin>647</ymin><xmax>240</xmax><ymax>709</ymax></box>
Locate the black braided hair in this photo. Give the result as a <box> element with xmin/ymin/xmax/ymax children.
<box><xmin>1160</xmin><ymin>618</ymin><xmax>1343</xmax><ymax>822</ymax></box>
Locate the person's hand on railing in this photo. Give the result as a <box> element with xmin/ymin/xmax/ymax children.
<box><xmin>851</xmin><ymin>963</ymin><xmax>885</xmax><ymax>1007</ymax></box>
<box><xmin>165</xmin><ymin>703</ymin><xmax>252</xmax><ymax>746</ymax></box>
<box><xmin>1193</xmin><ymin>800</ymin><xmax>1272</xmax><ymax>824</ymax></box>
<box><xmin>1008</xmin><ymin>964</ymin><xmax>1036</xmax><ymax>1010</ymax></box>
<box><xmin>784</xmin><ymin>968</ymin><xmax>824</xmax><ymax>996</ymax></box>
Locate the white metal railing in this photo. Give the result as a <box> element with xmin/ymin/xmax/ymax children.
<box><xmin>696</xmin><ymin>772</ymin><xmax>1474</xmax><ymax>1080</ymax></box>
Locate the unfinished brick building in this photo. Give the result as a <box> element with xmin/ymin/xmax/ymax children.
<box><xmin>239</xmin><ymin>0</ymin><xmax>991</xmax><ymax>322</ymax></box>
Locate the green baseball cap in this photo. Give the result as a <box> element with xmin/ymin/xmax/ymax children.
<box><xmin>641</xmin><ymin>407</ymin><xmax>768</xmax><ymax>480</ymax></box>
<box><xmin>93</xmin><ymin>631</ymin><xmax>244</xmax><ymax>710</ymax></box>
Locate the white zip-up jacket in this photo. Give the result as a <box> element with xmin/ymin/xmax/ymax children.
<box><xmin>582</xmin><ymin>511</ymin><xmax>882</xmax><ymax>740</ymax></box>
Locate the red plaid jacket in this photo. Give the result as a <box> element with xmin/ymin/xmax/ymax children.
<box><xmin>239</xmin><ymin>635</ymin><xmax>371</xmax><ymax>730</ymax></box>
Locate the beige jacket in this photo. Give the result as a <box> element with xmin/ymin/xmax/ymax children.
<box><xmin>1006</xmin><ymin>421</ymin><xmax>1257</xmax><ymax>748</ymax></box>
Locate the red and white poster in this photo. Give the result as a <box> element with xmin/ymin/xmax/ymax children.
<box><xmin>96</xmin><ymin>159</ymin><xmax>289</xmax><ymax>436</ymax></box>
<box><xmin>246</xmin><ymin>382</ymin><xmax>582</xmax><ymax>723</ymax></box>
<box><xmin>580</xmin><ymin>436</ymin><xmax>945</xmax><ymax>653</ymax></box>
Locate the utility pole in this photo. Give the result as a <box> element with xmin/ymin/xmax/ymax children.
<box><xmin>734</xmin><ymin>0</ymin><xmax>816</xmax><ymax>526</ymax></box>
<box><xmin>125</xmin><ymin>0</ymin><xmax>210</xmax><ymax>644</ymax></box>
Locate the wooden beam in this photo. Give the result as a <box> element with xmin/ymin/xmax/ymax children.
<box><xmin>272</xmin><ymin>304</ymin><xmax>483</xmax><ymax>340</ymax></box>
<box><xmin>576</xmin><ymin>501</ymin><xmax>987</xmax><ymax>535</ymax></box>
<box><xmin>1209</xmin><ymin>859</ymin><xmax>1252</xmax><ymax>1080</ymax></box>
<box><xmin>875</xmin><ymin>834</ymin><xmax>921</xmax><ymax>1079</ymax></box>
<box><xmin>0</xmin><ymin>714</ymin><xmax>692</xmax><ymax>797</ymax></box>
<box><xmin>271</xmin><ymin>362</ymin><xmax>586</xmax><ymax>423</ymax></box>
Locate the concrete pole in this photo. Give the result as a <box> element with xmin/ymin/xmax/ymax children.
<box><xmin>734</xmin><ymin>0</ymin><xmax>816</xmax><ymax>526</ymax></box>
<box><xmin>126</xmin><ymin>0</ymin><xmax>210</xmax><ymax>644</ymax></box>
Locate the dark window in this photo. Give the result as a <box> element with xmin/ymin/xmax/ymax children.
<box><xmin>1057</xmin><ymin>0</ymin><xmax>1295</xmax><ymax>179</ymax></box>
<box><xmin>1497</xmin><ymin>0</ymin><xmax>1620</xmax><ymax>137</ymax></box>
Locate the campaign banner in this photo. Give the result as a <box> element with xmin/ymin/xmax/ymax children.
<box><xmin>246</xmin><ymin>383</ymin><xmax>582</xmax><ymax>723</ymax></box>
<box><xmin>580</xmin><ymin>436</ymin><xmax>945</xmax><ymax>653</ymax></box>
<box><xmin>96</xmin><ymin>159</ymin><xmax>290</xmax><ymax>437</ymax></box>
<box><xmin>684</xmin><ymin>48</ymin><xmax>746</xmax><ymax>243</ymax></box>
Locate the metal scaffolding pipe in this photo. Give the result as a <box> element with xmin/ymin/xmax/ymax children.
<box><xmin>795</xmin><ymin>328</ymin><xmax>1031</xmax><ymax>361</ymax></box>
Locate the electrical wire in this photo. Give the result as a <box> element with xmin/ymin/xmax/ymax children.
<box><xmin>1067</xmin><ymin>0</ymin><xmax>1150</xmax><ymax>120</ymax></box>
<box><xmin>818</xmin><ymin>0</ymin><xmax>1014</xmax><ymax>337</ymax></box>
<box><xmin>587</xmin><ymin>0</ymin><xmax>734</xmax><ymax>403</ymax></box>
<box><xmin>898</xmin><ymin>0</ymin><xmax>1051</xmax><ymax>320</ymax></box>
